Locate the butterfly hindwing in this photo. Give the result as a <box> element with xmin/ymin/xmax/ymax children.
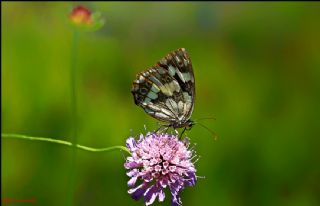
<box><xmin>131</xmin><ymin>48</ymin><xmax>195</xmax><ymax>128</ymax></box>
<box><xmin>132</xmin><ymin>66</ymin><xmax>181</xmax><ymax>122</ymax></box>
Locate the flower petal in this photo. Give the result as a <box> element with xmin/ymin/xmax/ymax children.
<box><xmin>185</xmin><ymin>172</ymin><xmax>197</xmax><ymax>186</ymax></box>
<box><xmin>144</xmin><ymin>185</ymin><xmax>159</xmax><ymax>206</ymax></box>
<box><xmin>171</xmin><ymin>193</ymin><xmax>182</xmax><ymax>206</ymax></box>
<box><xmin>159</xmin><ymin>177</ymin><xmax>169</xmax><ymax>188</ymax></box>
<box><xmin>170</xmin><ymin>182</ymin><xmax>183</xmax><ymax>206</ymax></box>
<box><xmin>126</xmin><ymin>137</ymin><xmax>137</xmax><ymax>151</ymax></box>
<box><xmin>126</xmin><ymin>169</ymin><xmax>138</xmax><ymax>177</ymax></box>
<box><xmin>128</xmin><ymin>183</ymin><xmax>148</xmax><ymax>200</ymax></box>
<box><xmin>158</xmin><ymin>189</ymin><xmax>165</xmax><ymax>202</ymax></box>
<box><xmin>128</xmin><ymin>176</ymin><xmax>138</xmax><ymax>187</ymax></box>
<box><xmin>124</xmin><ymin>161</ymin><xmax>142</xmax><ymax>169</ymax></box>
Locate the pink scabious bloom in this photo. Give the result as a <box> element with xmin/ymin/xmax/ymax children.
<box><xmin>124</xmin><ymin>132</ymin><xmax>198</xmax><ymax>206</ymax></box>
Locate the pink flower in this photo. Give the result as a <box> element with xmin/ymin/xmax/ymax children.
<box><xmin>124</xmin><ymin>133</ymin><xmax>198</xmax><ymax>206</ymax></box>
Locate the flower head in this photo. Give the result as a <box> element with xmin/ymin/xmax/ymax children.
<box><xmin>70</xmin><ymin>5</ymin><xmax>92</xmax><ymax>25</ymax></box>
<box><xmin>124</xmin><ymin>133</ymin><xmax>198</xmax><ymax>206</ymax></box>
<box><xmin>69</xmin><ymin>5</ymin><xmax>105</xmax><ymax>31</ymax></box>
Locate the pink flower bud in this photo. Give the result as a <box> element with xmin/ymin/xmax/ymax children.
<box><xmin>70</xmin><ymin>5</ymin><xmax>92</xmax><ymax>25</ymax></box>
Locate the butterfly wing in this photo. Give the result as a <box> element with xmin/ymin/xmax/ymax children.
<box><xmin>131</xmin><ymin>48</ymin><xmax>195</xmax><ymax>126</ymax></box>
<box><xmin>158</xmin><ymin>48</ymin><xmax>195</xmax><ymax>121</ymax></box>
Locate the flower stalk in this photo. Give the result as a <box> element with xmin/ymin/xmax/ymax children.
<box><xmin>67</xmin><ymin>5</ymin><xmax>105</xmax><ymax>206</ymax></box>
<box><xmin>2</xmin><ymin>133</ymin><xmax>131</xmax><ymax>154</ymax></box>
<box><xmin>67</xmin><ymin>24</ymin><xmax>80</xmax><ymax>206</ymax></box>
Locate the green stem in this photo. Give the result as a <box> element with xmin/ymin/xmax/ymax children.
<box><xmin>68</xmin><ymin>29</ymin><xmax>79</xmax><ymax>206</ymax></box>
<box><xmin>70</xmin><ymin>29</ymin><xmax>79</xmax><ymax>146</ymax></box>
<box><xmin>1</xmin><ymin>133</ymin><xmax>131</xmax><ymax>154</ymax></box>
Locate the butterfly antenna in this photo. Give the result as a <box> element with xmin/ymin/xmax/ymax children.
<box><xmin>194</xmin><ymin>121</ymin><xmax>219</xmax><ymax>141</ymax></box>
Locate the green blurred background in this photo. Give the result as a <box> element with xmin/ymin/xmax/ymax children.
<box><xmin>2</xmin><ymin>2</ymin><xmax>320</xmax><ymax>206</ymax></box>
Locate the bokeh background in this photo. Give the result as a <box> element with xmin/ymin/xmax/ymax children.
<box><xmin>2</xmin><ymin>2</ymin><xmax>320</xmax><ymax>206</ymax></box>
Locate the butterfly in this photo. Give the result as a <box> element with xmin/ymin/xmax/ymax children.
<box><xmin>131</xmin><ymin>48</ymin><xmax>196</xmax><ymax>132</ymax></box>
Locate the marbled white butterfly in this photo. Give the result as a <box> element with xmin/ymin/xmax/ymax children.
<box><xmin>131</xmin><ymin>48</ymin><xmax>195</xmax><ymax>131</ymax></box>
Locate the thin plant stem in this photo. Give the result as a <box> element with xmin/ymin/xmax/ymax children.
<box><xmin>68</xmin><ymin>28</ymin><xmax>79</xmax><ymax>206</ymax></box>
<box><xmin>2</xmin><ymin>133</ymin><xmax>131</xmax><ymax>154</ymax></box>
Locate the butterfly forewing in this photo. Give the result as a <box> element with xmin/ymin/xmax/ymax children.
<box><xmin>131</xmin><ymin>48</ymin><xmax>195</xmax><ymax>128</ymax></box>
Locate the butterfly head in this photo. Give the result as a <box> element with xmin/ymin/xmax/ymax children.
<box><xmin>171</xmin><ymin>119</ymin><xmax>195</xmax><ymax>130</ymax></box>
<box><xmin>185</xmin><ymin>119</ymin><xmax>195</xmax><ymax>130</ymax></box>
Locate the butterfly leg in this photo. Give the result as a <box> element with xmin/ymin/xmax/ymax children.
<box><xmin>155</xmin><ymin>123</ymin><xmax>170</xmax><ymax>134</ymax></box>
<box><xmin>154</xmin><ymin>125</ymin><xmax>163</xmax><ymax>133</ymax></box>
<box><xmin>174</xmin><ymin>129</ymin><xmax>180</xmax><ymax>137</ymax></box>
<box><xmin>164</xmin><ymin>126</ymin><xmax>170</xmax><ymax>134</ymax></box>
<box><xmin>179</xmin><ymin>127</ymin><xmax>187</xmax><ymax>139</ymax></box>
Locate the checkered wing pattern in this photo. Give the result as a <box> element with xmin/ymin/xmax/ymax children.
<box><xmin>131</xmin><ymin>48</ymin><xmax>195</xmax><ymax>128</ymax></box>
